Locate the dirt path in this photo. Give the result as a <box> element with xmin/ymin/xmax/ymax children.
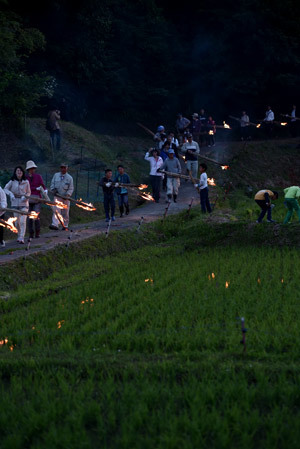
<box><xmin>0</xmin><ymin>181</ymin><xmax>206</xmax><ymax>265</ymax></box>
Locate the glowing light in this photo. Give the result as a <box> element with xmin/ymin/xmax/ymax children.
<box><xmin>75</xmin><ymin>198</ymin><xmax>96</xmax><ymax>211</ymax></box>
<box><xmin>281</xmin><ymin>278</ymin><xmax>284</xmax><ymax>283</ymax></box>
<box><xmin>138</xmin><ymin>184</ymin><xmax>148</xmax><ymax>190</ymax></box>
<box><xmin>28</xmin><ymin>211</ymin><xmax>39</xmax><ymax>219</ymax></box>
<box><xmin>211</xmin><ymin>273</ymin><xmax>215</xmax><ymax>279</ymax></box>
<box><xmin>57</xmin><ymin>320</ymin><xmax>65</xmax><ymax>329</ymax></box>
<box><xmin>145</xmin><ymin>278</ymin><xmax>154</xmax><ymax>284</ymax></box>
<box><xmin>223</xmin><ymin>121</ymin><xmax>231</xmax><ymax>129</ymax></box>
<box><xmin>207</xmin><ymin>178</ymin><xmax>216</xmax><ymax>186</ymax></box>
<box><xmin>209</xmin><ymin>130</ymin><xmax>214</xmax><ymax>135</ymax></box>
<box><xmin>0</xmin><ymin>338</ymin><xmax>8</xmax><ymax>346</ymax></box>
<box><xmin>221</xmin><ymin>165</ymin><xmax>230</xmax><ymax>170</ymax></box>
<box><xmin>256</xmin><ymin>124</ymin><xmax>261</xmax><ymax>128</ymax></box>
<box><xmin>257</xmin><ymin>278</ymin><xmax>261</xmax><ymax>284</ymax></box>
<box><xmin>280</xmin><ymin>122</ymin><xmax>288</xmax><ymax>126</ymax></box>
<box><xmin>139</xmin><ymin>192</ymin><xmax>155</xmax><ymax>202</ymax></box>
<box><xmin>225</xmin><ymin>281</ymin><xmax>230</xmax><ymax>288</ymax></box>
<box><xmin>0</xmin><ymin>217</ymin><xmax>18</xmax><ymax>233</ymax></box>
<box><xmin>54</xmin><ymin>199</ymin><xmax>68</xmax><ymax>209</ymax></box>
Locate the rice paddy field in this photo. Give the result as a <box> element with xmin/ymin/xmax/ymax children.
<box><xmin>0</xmin><ymin>212</ymin><xmax>300</xmax><ymax>449</ymax></box>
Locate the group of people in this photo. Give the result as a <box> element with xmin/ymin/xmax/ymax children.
<box><xmin>0</xmin><ymin>162</ymin><xmax>74</xmax><ymax>245</ymax></box>
<box><xmin>144</xmin><ymin>146</ymin><xmax>212</xmax><ymax>213</ymax></box>
<box><xmin>99</xmin><ymin>165</ymin><xmax>131</xmax><ymax>222</ymax></box>
<box><xmin>254</xmin><ymin>186</ymin><xmax>300</xmax><ymax>224</ymax></box>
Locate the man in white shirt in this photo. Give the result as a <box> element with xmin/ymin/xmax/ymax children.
<box><xmin>49</xmin><ymin>163</ymin><xmax>74</xmax><ymax>230</ymax></box>
<box><xmin>194</xmin><ymin>163</ymin><xmax>212</xmax><ymax>213</ymax></box>
<box><xmin>263</xmin><ymin>106</ymin><xmax>274</xmax><ymax>138</ymax></box>
<box><xmin>181</xmin><ymin>133</ymin><xmax>200</xmax><ymax>178</ymax></box>
<box><xmin>240</xmin><ymin>111</ymin><xmax>250</xmax><ymax>140</ymax></box>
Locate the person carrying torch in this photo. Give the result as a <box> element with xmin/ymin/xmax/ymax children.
<box><xmin>49</xmin><ymin>163</ymin><xmax>74</xmax><ymax>230</ymax></box>
<box><xmin>100</xmin><ymin>169</ymin><xmax>116</xmax><ymax>222</ymax></box>
<box><xmin>181</xmin><ymin>133</ymin><xmax>200</xmax><ymax>178</ymax></box>
<box><xmin>114</xmin><ymin>165</ymin><xmax>130</xmax><ymax>217</ymax></box>
<box><xmin>0</xmin><ymin>185</ymin><xmax>7</xmax><ymax>247</ymax></box>
<box><xmin>4</xmin><ymin>166</ymin><xmax>31</xmax><ymax>244</ymax></box>
<box><xmin>158</xmin><ymin>149</ymin><xmax>181</xmax><ymax>203</ymax></box>
<box><xmin>25</xmin><ymin>160</ymin><xmax>46</xmax><ymax>238</ymax></box>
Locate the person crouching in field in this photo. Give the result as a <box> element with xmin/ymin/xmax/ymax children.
<box><xmin>194</xmin><ymin>163</ymin><xmax>212</xmax><ymax>213</ymax></box>
<box><xmin>254</xmin><ymin>189</ymin><xmax>278</xmax><ymax>223</ymax></box>
<box><xmin>0</xmin><ymin>186</ymin><xmax>7</xmax><ymax>247</ymax></box>
<box><xmin>4</xmin><ymin>166</ymin><xmax>31</xmax><ymax>244</ymax></box>
<box><xmin>114</xmin><ymin>165</ymin><xmax>130</xmax><ymax>217</ymax></box>
<box><xmin>283</xmin><ymin>186</ymin><xmax>300</xmax><ymax>224</ymax></box>
<box><xmin>158</xmin><ymin>149</ymin><xmax>181</xmax><ymax>202</ymax></box>
<box><xmin>100</xmin><ymin>169</ymin><xmax>116</xmax><ymax>222</ymax></box>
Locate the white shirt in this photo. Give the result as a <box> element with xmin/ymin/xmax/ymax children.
<box><xmin>240</xmin><ymin>115</ymin><xmax>249</xmax><ymax>127</ymax></box>
<box><xmin>144</xmin><ymin>153</ymin><xmax>163</xmax><ymax>176</ymax></box>
<box><xmin>199</xmin><ymin>172</ymin><xmax>208</xmax><ymax>189</ymax></box>
<box><xmin>264</xmin><ymin>110</ymin><xmax>274</xmax><ymax>122</ymax></box>
<box><xmin>0</xmin><ymin>187</ymin><xmax>7</xmax><ymax>217</ymax></box>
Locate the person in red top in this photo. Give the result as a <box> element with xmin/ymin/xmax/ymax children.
<box><xmin>206</xmin><ymin>116</ymin><xmax>216</xmax><ymax>147</ymax></box>
<box><xmin>25</xmin><ymin>160</ymin><xmax>46</xmax><ymax>238</ymax></box>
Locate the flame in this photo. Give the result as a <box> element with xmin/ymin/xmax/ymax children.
<box><xmin>209</xmin><ymin>130</ymin><xmax>214</xmax><ymax>135</ymax></box>
<box><xmin>280</xmin><ymin>122</ymin><xmax>288</xmax><ymax>126</ymax></box>
<box><xmin>256</xmin><ymin>124</ymin><xmax>261</xmax><ymax>128</ymax></box>
<box><xmin>211</xmin><ymin>272</ymin><xmax>215</xmax><ymax>279</ymax></box>
<box><xmin>221</xmin><ymin>165</ymin><xmax>230</xmax><ymax>170</ymax></box>
<box><xmin>145</xmin><ymin>278</ymin><xmax>154</xmax><ymax>284</ymax></box>
<box><xmin>54</xmin><ymin>199</ymin><xmax>68</xmax><ymax>209</ymax></box>
<box><xmin>57</xmin><ymin>320</ymin><xmax>65</xmax><ymax>329</ymax></box>
<box><xmin>138</xmin><ymin>184</ymin><xmax>148</xmax><ymax>190</ymax></box>
<box><xmin>55</xmin><ymin>211</ymin><xmax>65</xmax><ymax>227</ymax></box>
<box><xmin>0</xmin><ymin>217</ymin><xmax>18</xmax><ymax>233</ymax></box>
<box><xmin>207</xmin><ymin>178</ymin><xmax>216</xmax><ymax>186</ymax></box>
<box><xmin>139</xmin><ymin>192</ymin><xmax>155</xmax><ymax>201</ymax></box>
<box><xmin>0</xmin><ymin>338</ymin><xmax>8</xmax><ymax>346</ymax></box>
<box><xmin>75</xmin><ymin>198</ymin><xmax>96</xmax><ymax>211</ymax></box>
<box><xmin>281</xmin><ymin>278</ymin><xmax>284</xmax><ymax>283</ymax></box>
<box><xmin>28</xmin><ymin>211</ymin><xmax>39</xmax><ymax>219</ymax></box>
<box><xmin>223</xmin><ymin>121</ymin><xmax>231</xmax><ymax>129</ymax></box>
<box><xmin>225</xmin><ymin>281</ymin><xmax>230</xmax><ymax>288</ymax></box>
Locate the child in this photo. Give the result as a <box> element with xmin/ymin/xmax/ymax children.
<box><xmin>194</xmin><ymin>163</ymin><xmax>212</xmax><ymax>213</ymax></box>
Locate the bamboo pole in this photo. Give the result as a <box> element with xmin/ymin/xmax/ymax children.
<box><xmin>39</xmin><ymin>187</ymin><xmax>67</xmax><ymax>230</ymax></box>
<box><xmin>136</xmin><ymin>122</ymin><xmax>155</xmax><ymax>137</ymax></box>
<box><xmin>1</xmin><ymin>207</ymin><xmax>38</xmax><ymax>217</ymax></box>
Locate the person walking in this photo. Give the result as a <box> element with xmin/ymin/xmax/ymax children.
<box><xmin>262</xmin><ymin>106</ymin><xmax>274</xmax><ymax>138</ymax></box>
<box><xmin>176</xmin><ymin>113</ymin><xmax>190</xmax><ymax>143</ymax></box>
<box><xmin>159</xmin><ymin>149</ymin><xmax>181</xmax><ymax>202</ymax></box>
<box><xmin>254</xmin><ymin>189</ymin><xmax>278</xmax><ymax>223</ymax></box>
<box><xmin>114</xmin><ymin>165</ymin><xmax>130</xmax><ymax>217</ymax></box>
<box><xmin>190</xmin><ymin>113</ymin><xmax>201</xmax><ymax>143</ymax></box>
<box><xmin>144</xmin><ymin>149</ymin><xmax>163</xmax><ymax>203</ymax></box>
<box><xmin>0</xmin><ymin>186</ymin><xmax>7</xmax><ymax>247</ymax></box>
<box><xmin>49</xmin><ymin>163</ymin><xmax>74</xmax><ymax>230</ymax></box>
<box><xmin>194</xmin><ymin>163</ymin><xmax>212</xmax><ymax>213</ymax></box>
<box><xmin>4</xmin><ymin>166</ymin><xmax>31</xmax><ymax>244</ymax></box>
<box><xmin>153</xmin><ymin>126</ymin><xmax>166</xmax><ymax>150</ymax></box>
<box><xmin>47</xmin><ymin>107</ymin><xmax>61</xmax><ymax>152</ymax></box>
<box><xmin>181</xmin><ymin>133</ymin><xmax>200</xmax><ymax>178</ymax></box>
<box><xmin>283</xmin><ymin>186</ymin><xmax>300</xmax><ymax>224</ymax></box>
<box><xmin>240</xmin><ymin>111</ymin><xmax>250</xmax><ymax>140</ymax></box>
<box><xmin>206</xmin><ymin>116</ymin><xmax>216</xmax><ymax>147</ymax></box>
<box><xmin>25</xmin><ymin>160</ymin><xmax>46</xmax><ymax>238</ymax></box>
<box><xmin>100</xmin><ymin>169</ymin><xmax>116</xmax><ymax>222</ymax></box>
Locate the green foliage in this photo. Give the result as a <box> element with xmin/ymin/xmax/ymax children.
<box><xmin>0</xmin><ymin>11</ymin><xmax>51</xmax><ymax>118</ymax></box>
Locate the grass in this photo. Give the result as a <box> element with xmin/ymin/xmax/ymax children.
<box><xmin>0</xmin><ymin>206</ymin><xmax>300</xmax><ymax>448</ymax></box>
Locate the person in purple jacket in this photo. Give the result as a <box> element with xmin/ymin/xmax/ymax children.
<box><xmin>26</xmin><ymin>160</ymin><xmax>46</xmax><ymax>238</ymax></box>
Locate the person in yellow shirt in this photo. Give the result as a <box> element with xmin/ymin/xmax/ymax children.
<box><xmin>283</xmin><ymin>186</ymin><xmax>300</xmax><ymax>224</ymax></box>
<box><xmin>254</xmin><ymin>189</ymin><xmax>278</xmax><ymax>223</ymax></box>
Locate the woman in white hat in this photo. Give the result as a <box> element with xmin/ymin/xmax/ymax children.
<box><xmin>4</xmin><ymin>166</ymin><xmax>31</xmax><ymax>244</ymax></box>
<box><xmin>25</xmin><ymin>160</ymin><xmax>46</xmax><ymax>238</ymax></box>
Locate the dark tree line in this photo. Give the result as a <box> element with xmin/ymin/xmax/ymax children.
<box><xmin>1</xmin><ymin>0</ymin><xmax>300</xmax><ymax>126</ymax></box>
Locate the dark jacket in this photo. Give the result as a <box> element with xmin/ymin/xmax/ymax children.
<box><xmin>114</xmin><ymin>173</ymin><xmax>130</xmax><ymax>195</ymax></box>
<box><xmin>100</xmin><ymin>177</ymin><xmax>115</xmax><ymax>194</ymax></box>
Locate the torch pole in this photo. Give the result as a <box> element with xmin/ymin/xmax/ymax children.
<box><xmin>136</xmin><ymin>216</ymin><xmax>144</xmax><ymax>233</ymax></box>
<box><xmin>162</xmin><ymin>201</ymin><xmax>171</xmax><ymax>222</ymax></box>
<box><xmin>186</xmin><ymin>197</ymin><xmax>194</xmax><ymax>217</ymax></box>
<box><xmin>1</xmin><ymin>208</ymin><xmax>37</xmax><ymax>217</ymax></box>
<box><xmin>240</xmin><ymin>317</ymin><xmax>247</xmax><ymax>354</ymax></box>
<box><xmin>39</xmin><ymin>187</ymin><xmax>68</xmax><ymax>230</ymax></box>
<box><xmin>105</xmin><ymin>219</ymin><xmax>111</xmax><ymax>238</ymax></box>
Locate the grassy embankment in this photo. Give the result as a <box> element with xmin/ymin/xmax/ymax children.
<box><xmin>0</xmin><ymin>203</ymin><xmax>300</xmax><ymax>448</ymax></box>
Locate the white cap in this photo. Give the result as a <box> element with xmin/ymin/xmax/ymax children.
<box><xmin>26</xmin><ymin>160</ymin><xmax>37</xmax><ymax>170</ymax></box>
